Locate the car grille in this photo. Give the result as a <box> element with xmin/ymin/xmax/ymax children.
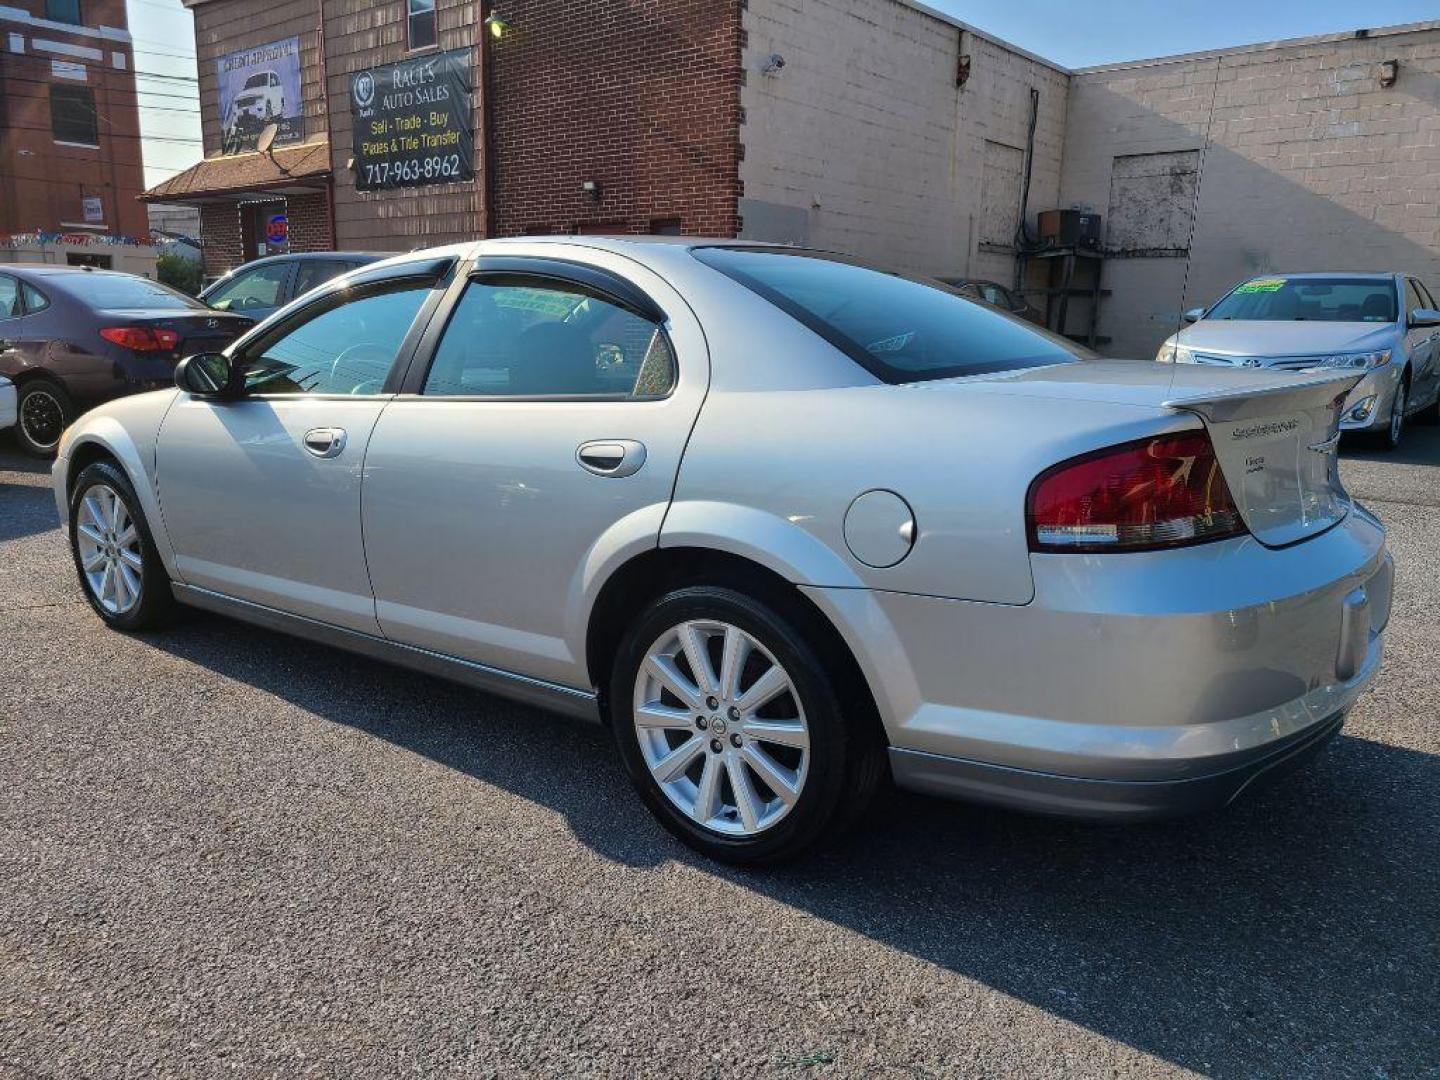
<box><xmin>1192</xmin><ymin>353</ymin><xmax>1324</xmax><ymax>370</ymax></box>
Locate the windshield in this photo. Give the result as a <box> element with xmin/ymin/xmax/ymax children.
<box><xmin>53</xmin><ymin>273</ymin><xmax>205</xmax><ymax>311</ymax></box>
<box><xmin>243</xmin><ymin>74</ymin><xmax>268</xmax><ymax>90</ymax></box>
<box><xmin>694</xmin><ymin>247</ymin><xmax>1085</xmax><ymax>384</ymax></box>
<box><xmin>1205</xmin><ymin>277</ymin><xmax>1397</xmax><ymax>323</ymax></box>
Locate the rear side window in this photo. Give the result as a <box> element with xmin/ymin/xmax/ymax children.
<box><xmin>293</xmin><ymin>260</ymin><xmax>352</xmax><ymax>299</ymax></box>
<box><xmin>0</xmin><ymin>276</ymin><xmax>19</xmax><ymax>319</ymax></box>
<box><xmin>54</xmin><ymin>273</ymin><xmax>201</xmax><ymax>311</ymax></box>
<box><xmin>694</xmin><ymin>248</ymin><xmax>1084</xmax><ymax>384</ymax></box>
<box><xmin>243</xmin><ymin>284</ymin><xmax>430</xmax><ymax>395</ymax></box>
<box><xmin>422</xmin><ymin>279</ymin><xmax>676</xmax><ymax>398</ymax></box>
<box><xmin>22</xmin><ymin>283</ymin><xmax>50</xmax><ymax>314</ymax></box>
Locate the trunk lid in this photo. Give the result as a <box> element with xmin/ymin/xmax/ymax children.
<box><xmin>99</xmin><ymin>309</ymin><xmax>254</xmax><ymax>355</ymax></box>
<box><xmin>958</xmin><ymin>360</ymin><xmax>1362</xmax><ymax>548</ymax></box>
<box><xmin>1161</xmin><ymin>370</ymin><xmax>1359</xmax><ymax>548</ymax></box>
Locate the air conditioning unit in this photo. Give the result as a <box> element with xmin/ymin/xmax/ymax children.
<box><xmin>1038</xmin><ymin>209</ymin><xmax>1103</xmax><ymax>251</ymax></box>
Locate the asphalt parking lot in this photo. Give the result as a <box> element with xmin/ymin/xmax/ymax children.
<box><xmin>1</xmin><ymin>430</ymin><xmax>1437</xmax><ymax>1079</ymax></box>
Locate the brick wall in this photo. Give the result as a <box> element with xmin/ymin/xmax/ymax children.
<box><xmin>0</xmin><ymin>0</ymin><xmax>148</xmax><ymax>237</ymax></box>
<box><xmin>286</xmin><ymin>190</ymin><xmax>333</xmax><ymax>251</ymax></box>
<box><xmin>488</xmin><ymin>0</ymin><xmax>742</xmax><ymax>237</ymax></box>
<box><xmin>199</xmin><ymin>202</ymin><xmax>242</xmax><ymax>277</ymax></box>
<box><xmin>739</xmin><ymin>0</ymin><xmax>1068</xmax><ymax>280</ymax></box>
<box><xmin>1062</xmin><ymin>22</ymin><xmax>1440</xmax><ymax>358</ymax></box>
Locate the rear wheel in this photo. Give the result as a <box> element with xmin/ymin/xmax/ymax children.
<box><xmin>16</xmin><ymin>380</ymin><xmax>72</xmax><ymax>458</ymax></box>
<box><xmin>68</xmin><ymin>461</ymin><xmax>176</xmax><ymax>631</ymax></box>
<box><xmin>609</xmin><ymin>585</ymin><xmax>881</xmax><ymax>865</ymax></box>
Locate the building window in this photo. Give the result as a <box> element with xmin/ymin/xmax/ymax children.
<box><xmin>407</xmin><ymin>0</ymin><xmax>437</xmax><ymax>50</ymax></box>
<box><xmin>45</xmin><ymin>0</ymin><xmax>83</xmax><ymax>25</ymax></box>
<box><xmin>50</xmin><ymin>85</ymin><xmax>98</xmax><ymax>145</ymax></box>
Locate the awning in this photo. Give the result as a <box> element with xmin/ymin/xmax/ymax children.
<box><xmin>140</xmin><ymin>141</ymin><xmax>332</xmax><ymax>205</ymax></box>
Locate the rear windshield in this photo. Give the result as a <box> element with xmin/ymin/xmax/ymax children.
<box><xmin>1206</xmin><ymin>277</ymin><xmax>1397</xmax><ymax>323</ymax></box>
<box><xmin>51</xmin><ymin>273</ymin><xmax>205</xmax><ymax>311</ymax></box>
<box><xmin>693</xmin><ymin>247</ymin><xmax>1085</xmax><ymax>384</ymax></box>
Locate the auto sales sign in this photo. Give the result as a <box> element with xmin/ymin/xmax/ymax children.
<box><xmin>351</xmin><ymin>48</ymin><xmax>474</xmax><ymax>192</ymax></box>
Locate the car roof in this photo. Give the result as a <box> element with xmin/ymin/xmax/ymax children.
<box><xmin>226</xmin><ymin>252</ymin><xmax>387</xmax><ymax>268</ymax></box>
<box><xmin>1249</xmin><ymin>271</ymin><xmax>1400</xmax><ymax>281</ymax></box>
<box><xmin>0</xmin><ymin>264</ymin><xmax>134</xmax><ymax>278</ymax></box>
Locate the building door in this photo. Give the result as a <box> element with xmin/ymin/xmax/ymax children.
<box><xmin>240</xmin><ymin>200</ymin><xmax>288</xmax><ymax>260</ymax></box>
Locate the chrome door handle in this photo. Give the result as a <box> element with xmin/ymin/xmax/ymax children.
<box><xmin>303</xmin><ymin>427</ymin><xmax>347</xmax><ymax>459</ymax></box>
<box><xmin>577</xmin><ymin>439</ymin><xmax>646</xmax><ymax>477</ymax></box>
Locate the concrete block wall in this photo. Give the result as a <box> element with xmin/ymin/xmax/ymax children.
<box><xmin>739</xmin><ymin>0</ymin><xmax>1068</xmax><ymax>281</ymax></box>
<box><xmin>1062</xmin><ymin>22</ymin><xmax>1440</xmax><ymax>358</ymax></box>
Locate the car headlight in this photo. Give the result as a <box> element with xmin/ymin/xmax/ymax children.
<box><xmin>1319</xmin><ymin>350</ymin><xmax>1391</xmax><ymax>369</ymax></box>
<box><xmin>1155</xmin><ymin>342</ymin><xmax>1193</xmax><ymax>364</ymax></box>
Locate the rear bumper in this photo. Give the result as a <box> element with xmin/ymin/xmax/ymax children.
<box><xmin>806</xmin><ymin>504</ymin><xmax>1390</xmax><ymax>818</ymax></box>
<box><xmin>889</xmin><ymin>710</ymin><xmax>1347</xmax><ymax>822</ymax></box>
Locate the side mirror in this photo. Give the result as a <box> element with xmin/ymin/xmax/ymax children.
<box><xmin>1182</xmin><ymin>307</ymin><xmax>1205</xmax><ymax>324</ymax></box>
<box><xmin>175</xmin><ymin>352</ymin><xmax>237</xmax><ymax>397</ymax></box>
<box><xmin>1408</xmin><ymin>307</ymin><xmax>1440</xmax><ymax>328</ymax></box>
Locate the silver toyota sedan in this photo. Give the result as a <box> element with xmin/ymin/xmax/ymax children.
<box><xmin>1156</xmin><ymin>272</ymin><xmax>1440</xmax><ymax>450</ymax></box>
<box><xmin>53</xmin><ymin>238</ymin><xmax>1392</xmax><ymax>864</ymax></box>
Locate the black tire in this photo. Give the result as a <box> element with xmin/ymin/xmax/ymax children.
<box><xmin>1376</xmin><ymin>375</ymin><xmax>1409</xmax><ymax>452</ymax></box>
<box><xmin>68</xmin><ymin>460</ymin><xmax>176</xmax><ymax>632</ymax></box>
<box><xmin>609</xmin><ymin>585</ymin><xmax>883</xmax><ymax>866</ymax></box>
<box><xmin>15</xmin><ymin>379</ymin><xmax>73</xmax><ymax>458</ymax></box>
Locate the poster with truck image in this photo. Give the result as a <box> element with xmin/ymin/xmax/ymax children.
<box><xmin>217</xmin><ymin>37</ymin><xmax>303</xmax><ymax>154</ymax></box>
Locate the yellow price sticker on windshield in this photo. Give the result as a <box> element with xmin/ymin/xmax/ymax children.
<box><xmin>1235</xmin><ymin>278</ymin><xmax>1287</xmax><ymax>294</ymax></box>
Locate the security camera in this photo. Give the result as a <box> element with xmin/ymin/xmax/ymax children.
<box><xmin>761</xmin><ymin>53</ymin><xmax>785</xmax><ymax>76</ymax></box>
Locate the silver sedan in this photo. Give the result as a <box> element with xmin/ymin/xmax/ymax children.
<box><xmin>53</xmin><ymin>238</ymin><xmax>1392</xmax><ymax>864</ymax></box>
<box><xmin>1157</xmin><ymin>272</ymin><xmax>1440</xmax><ymax>450</ymax></box>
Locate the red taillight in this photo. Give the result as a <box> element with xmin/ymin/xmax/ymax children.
<box><xmin>100</xmin><ymin>326</ymin><xmax>180</xmax><ymax>352</ymax></box>
<box><xmin>1027</xmin><ymin>430</ymin><xmax>1246</xmax><ymax>553</ymax></box>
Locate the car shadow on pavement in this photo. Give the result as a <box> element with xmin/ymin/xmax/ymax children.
<box><xmin>1341</xmin><ymin>424</ymin><xmax>1440</xmax><ymax>467</ymax></box>
<box><xmin>0</xmin><ymin>478</ymin><xmax>60</xmax><ymax>543</ymax></box>
<box><xmin>139</xmin><ymin>611</ymin><xmax>1438</xmax><ymax>1078</ymax></box>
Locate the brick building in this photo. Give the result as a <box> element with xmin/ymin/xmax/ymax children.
<box><xmin>145</xmin><ymin>2</ymin><xmax>1440</xmax><ymax>359</ymax></box>
<box><xmin>0</xmin><ymin>0</ymin><xmax>150</xmax><ymax>255</ymax></box>
<box><xmin>142</xmin><ymin>0</ymin><xmax>1066</xmax><ymax>284</ymax></box>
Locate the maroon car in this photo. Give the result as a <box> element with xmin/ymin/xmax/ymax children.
<box><xmin>0</xmin><ymin>266</ymin><xmax>254</xmax><ymax>456</ymax></box>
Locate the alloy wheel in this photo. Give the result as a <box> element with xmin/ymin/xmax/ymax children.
<box><xmin>20</xmin><ymin>387</ymin><xmax>64</xmax><ymax>452</ymax></box>
<box><xmin>75</xmin><ymin>484</ymin><xmax>144</xmax><ymax>615</ymax></box>
<box><xmin>632</xmin><ymin>620</ymin><xmax>810</xmax><ymax>837</ymax></box>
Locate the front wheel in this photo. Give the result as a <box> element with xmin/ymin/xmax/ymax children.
<box><xmin>1379</xmin><ymin>379</ymin><xmax>1407</xmax><ymax>451</ymax></box>
<box><xmin>69</xmin><ymin>461</ymin><xmax>175</xmax><ymax>631</ymax></box>
<box><xmin>609</xmin><ymin>585</ymin><xmax>881</xmax><ymax>865</ymax></box>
